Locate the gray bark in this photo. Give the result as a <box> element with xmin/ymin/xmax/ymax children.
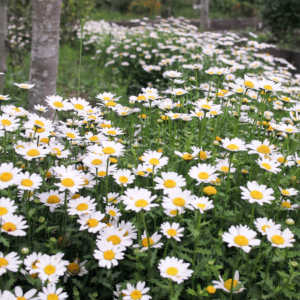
<box><xmin>201</xmin><ymin>0</ymin><xmax>210</xmax><ymax>31</ymax></box>
<box><xmin>0</xmin><ymin>0</ymin><xmax>8</xmax><ymax>92</ymax></box>
<box><xmin>28</xmin><ymin>0</ymin><xmax>62</xmax><ymax>119</ymax></box>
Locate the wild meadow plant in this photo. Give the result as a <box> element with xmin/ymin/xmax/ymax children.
<box><xmin>1</xmin><ymin>17</ymin><xmax>300</xmax><ymax>300</ymax></box>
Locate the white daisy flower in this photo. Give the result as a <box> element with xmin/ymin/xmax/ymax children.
<box><xmin>161</xmin><ymin>222</ymin><xmax>184</xmax><ymax>241</ymax></box>
<box><xmin>279</xmin><ymin>187</ymin><xmax>298</xmax><ymax>197</ymax></box>
<box><xmin>158</xmin><ymin>256</ymin><xmax>193</xmax><ymax>284</ymax></box>
<box><xmin>67</xmin><ymin>196</ymin><xmax>97</xmax><ymax>215</ymax></box>
<box><xmin>142</xmin><ymin>150</ymin><xmax>169</xmax><ymax>169</ymax></box>
<box><xmin>122</xmin><ymin>281</ymin><xmax>151</xmax><ymax>300</ymax></box>
<box><xmin>266</xmin><ymin>228</ymin><xmax>295</xmax><ymax>248</ymax></box>
<box><xmin>212</xmin><ymin>270</ymin><xmax>245</xmax><ymax>293</ymax></box>
<box><xmin>17</xmin><ymin>172</ymin><xmax>43</xmax><ymax>191</ymax></box>
<box><xmin>0</xmin><ymin>252</ymin><xmax>22</xmax><ymax>275</ymax></box>
<box><xmin>247</xmin><ymin>139</ymin><xmax>277</xmax><ymax>156</ymax></box>
<box><xmin>117</xmin><ymin>221</ymin><xmax>137</xmax><ymax>240</ymax></box>
<box><xmin>14</xmin><ymin>286</ymin><xmax>37</xmax><ymax>300</ymax></box>
<box><xmin>104</xmin><ymin>192</ymin><xmax>120</xmax><ymax>204</ymax></box>
<box><xmin>14</xmin><ymin>83</ymin><xmax>35</xmax><ymax>89</ymax></box>
<box><xmin>94</xmin><ymin>241</ymin><xmax>125</xmax><ymax>269</ymax></box>
<box><xmin>55</xmin><ymin>170</ymin><xmax>85</xmax><ymax>193</ymax></box>
<box><xmin>97</xmin><ymin>226</ymin><xmax>133</xmax><ymax>248</ymax></box>
<box><xmin>15</xmin><ymin>144</ymin><xmax>50</xmax><ymax>161</ymax></box>
<box><xmin>221</xmin><ymin>137</ymin><xmax>247</xmax><ymax>152</ymax></box>
<box><xmin>162</xmin><ymin>189</ymin><xmax>194</xmax><ymax>210</ymax></box>
<box><xmin>105</xmin><ymin>205</ymin><xmax>121</xmax><ymax>220</ymax></box>
<box><xmin>256</xmin><ymin>157</ymin><xmax>281</xmax><ymax>174</ymax></box>
<box><xmin>270</xmin><ymin>153</ymin><xmax>295</xmax><ymax>167</ymax></box>
<box><xmin>216</xmin><ymin>158</ymin><xmax>236</xmax><ymax>174</ymax></box>
<box><xmin>191</xmin><ymin>196</ymin><xmax>214</xmax><ymax>213</ymax></box>
<box><xmin>0</xmin><ymin>163</ymin><xmax>22</xmax><ymax>189</ymax></box>
<box><xmin>34</xmin><ymin>254</ymin><xmax>68</xmax><ymax>282</ymax></box>
<box><xmin>0</xmin><ymin>197</ymin><xmax>17</xmax><ymax>217</ymax></box>
<box><xmin>279</xmin><ymin>199</ymin><xmax>299</xmax><ymax>210</ymax></box>
<box><xmin>37</xmin><ymin>283</ymin><xmax>68</xmax><ymax>300</ymax></box>
<box><xmin>134</xmin><ymin>231</ymin><xmax>163</xmax><ymax>252</ymax></box>
<box><xmin>38</xmin><ymin>190</ymin><xmax>64</xmax><ymax>212</ymax></box>
<box><xmin>188</xmin><ymin>163</ymin><xmax>218</xmax><ymax>185</ymax></box>
<box><xmin>163</xmin><ymin>207</ymin><xmax>186</xmax><ymax>218</ymax></box>
<box><xmin>70</xmin><ymin>97</ymin><xmax>92</xmax><ymax>112</ymax></box>
<box><xmin>0</xmin><ymin>114</ymin><xmax>20</xmax><ymax>132</ymax></box>
<box><xmin>113</xmin><ymin>169</ymin><xmax>135</xmax><ymax>186</ymax></box>
<box><xmin>77</xmin><ymin>211</ymin><xmax>106</xmax><ymax>233</ymax></box>
<box><xmin>254</xmin><ymin>218</ymin><xmax>281</xmax><ymax>236</ymax></box>
<box><xmin>1</xmin><ymin>214</ymin><xmax>28</xmax><ymax>236</ymax></box>
<box><xmin>240</xmin><ymin>181</ymin><xmax>275</xmax><ymax>205</ymax></box>
<box><xmin>191</xmin><ymin>147</ymin><xmax>212</xmax><ymax>160</ymax></box>
<box><xmin>154</xmin><ymin>172</ymin><xmax>186</xmax><ymax>194</ymax></box>
<box><xmin>222</xmin><ymin>224</ymin><xmax>261</xmax><ymax>253</ymax></box>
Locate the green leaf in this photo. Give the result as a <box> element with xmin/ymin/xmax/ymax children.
<box><xmin>0</xmin><ymin>236</ymin><xmax>10</xmax><ymax>247</ymax></box>
<box><xmin>186</xmin><ymin>287</ymin><xmax>197</xmax><ymax>296</ymax></box>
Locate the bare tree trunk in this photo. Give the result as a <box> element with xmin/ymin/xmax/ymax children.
<box><xmin>28</xmin><ymin>0</ymin><xmax>62</xmax><ymax>119</ymax></box>
<box><xmin>0</xmin><ymin>0</ymin><xmax>8</xmax><ymax>92</ymax></box>
<box><xmin>201</xmin><ymin>0</ymin><xmax>210</xmax><ymax>31</ymax></box>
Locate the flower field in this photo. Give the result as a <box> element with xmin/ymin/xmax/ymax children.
<box><xmin>1</xmin><ymin>17</ymin><xmax>300</xmax><ymax>300</ymax></box>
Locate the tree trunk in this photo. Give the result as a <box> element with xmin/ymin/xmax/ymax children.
<box><xmin>0</xmin><ymin>0</ymin><xmax>8</xmax><ymax>92</ymax></box>
<box><xmin>28</xmin><ymin>0</ymin><xmax>62</xmax><ymax>119</ymax></box>
<box><xmin>201</xmin><ymin>0</ymin><xmax>210</xmax><ymax>31</ymax></box>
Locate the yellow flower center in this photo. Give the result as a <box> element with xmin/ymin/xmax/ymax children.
<box><xmin>244</xmin><ymin>81</ymin><xmax>254</xmax><ymax>88</ymax></box>
<box><xmin>131</xmin><ymin>290</ymin><xmax>142</xmax><ymax>300</ymax></box>
<box><xmin>17</xmin><ymin>297</ymin><xmax>27</xmax><ymax>300</ymax></box>
<box><xmin>67</xmin><ymin>133</ymin><xmax>75</xmax><ymax>139</ymax></box>
<box><xmin>137</xmin><ymin>171</ymin><xmax>145</xmax><ymax>176</ymax></box>
<box><xmin>47</xmin><ymin>294</ymin><xmax>59</xmax><ymax>300</ymax></box>
<box><xmin>107</xmin><ymin>130</ymin><xmax>116</xmax><ymax>135</ymax></box>
<box><xmin>110</xmin><ymin>158</ymin><xmax>117</xmax><ymax>163</ymax></box>
<box><xmin>277</xmin><ymin>157</ymin><xmax>287</xmax><ymax>164</ymax></box>
<box><xmin>119</xmin><ymin>176</ymin><xmax>128</xmax><ymax>183</ymax></box>
<box><xmin>21</xmin><ymin>179</ymin><xmax>33</xmax><ymax>187</ymax></box>
<box><xmin>91</xmin><ymin>159</ymin><xmax>103</xmax><ymax>165</ymax></box>
<box><xmin>203</xmin><ymin>186</ymin><xmax>217</xmax><ymax>195</ymax></box>
<box><xmin>27</xmin><ymin>149</ymin><xmax>40</xmax><ymax>157</ymax></box>
<box><xmin>167</xmin><ymin>229</ymin><xmax>177</xmax><ymax>236</ymax></box>
<box><xmin>47</xmin><ymin>195</ymin><xmax>60</xmax><ymax>204</ymax></box>
<box><xmin>224</xmin><ymin>279</ymin><xmax>238</xmax><ymax>291</ymax></box>
<box><xmin>2</xmin><ymin>222</ymin><xmax>17</xmax><ymax>232</ymax></box>
<box><xmin>236</xmin><ymin>88</ymin><xmax>244</xmax><ymax>93</ymax></box>
<box><xmin>74</xmin><ymin>104</ymin><xmax>84</xmax><ymax>110</ymax></box>
<box><xmin>105</xmin><ymin>101</ymin><xmax>116</xmax><ymax>107</ymax></box>
<box><xmin>234</xmin><ymin>235</ymin><xmax>249</xmax><ymax>246</ymax></box>
<box><xmin>135</xmin><ymin>199</ymin><xmax>149</xmax><ymax>207</ymax></box>
<box><xmin>46</xmin><ymin>171</ymin><xmax>52</xmax><ymax>178</ymax></box>
<box><xmin>250</xmin><ymin>190</ymin><xmax>263</xmax><ymax>200</ymax></box>
<box><xmin>281</xmin><ymin>201</ymin><xmax>291</xmax><ymax>208</ymax></box>
<box><xmin>164</xmin><ymin>179</ymin><xmax>176</xmax><ymax>188</ymax></box>
<box><xmin>0</xmin><ymin>258</ymin><xmax>8</xmax><ymax>268</ymax></box>
<box><xmin>86</xmin><ymin>219</ymin><xmax>99</xmax><ymax>228</ymax></box>
<box><xmin>166</xmin><ymin>267</ymin><xmax>178</xmax><ymax>276</ymax></box>
<box><xmin>172</xmin><ymin>197</ymin><xmax>185</xmax><ymax>207</ymax></box>
<box><xmin>206</xmin><ymin>286</ymin><xmax>216</xmax><ymax>294</ymax></box>
<box><xmin>1</xmin><ymin>119</ymin><xmax>11</xmax><ymax>126</ymax></box>
<box><xmin>182</xmin><ymin>154</ymin><xmax>193</xmax><ymax>160</ymax></box>
<box><xmin>201</xmin><ymin>104</ymin><xmax>211</xmax><ymax>110</ymax></box>
<box><xmin>103</xmin><ymin>147</ymin><xmax>116</xmax><ymax>155</ymax></box>
<box><xmin>197</xmin><ymin>203</ymin><xmax>206</xmax><ymax>209</ymax></box>
<box><xmin>149</xmin><ymin>158</ymin><xmax>160</xmax><ymax>165</ymax></box>
<box><xmin>261</xmin><ymin>225</ymin><xmax>270</xmax><ymax>232</ymax></box>
<box><xmin>77</xmin><ymin>203</ymin><xmax>88</xmax><ymax>211</ymax></box>
<box><xmin>257</xmin><ymin>145</ymin><xmax>271</xmax><ymax>154</ymax></box>
<box><xmin>34</xmin><ymin>120</ymin><xmax>44</xmax><ymax>127</ymax></box>
<box><xmin>89</xmin><ymin>136</ymin><xmax>99</xmax><ymax>142</ymax></box>
<box><xmin>103</xmin><ymin>97</ymin><xmax>110</xmax><ymax>101</ymax></box>
<box><xmin>263</xmin><ymin>85</ymin><xmax>273</xmax><ymax>90</ymax></box>
<box><xmin>0</xmin><ymin>172</ymin><xmax>13</xmax><ymax>182</ymax></box>
<box><xmin>44</xmin><ymin>265</ymin><xmax>56</xmax><ymax>275</ymax></box>
<box><xmin>271</xmin><ymin>235</ymin><xmax>285</xmax><ymax>245</ymax></box>
<box><xmin>107</xmin><ymin>235</ymin><xmax>121</xmax><ymax>245</ymax></box>
<box><xmin>40</xmin><ymin>138</ymin><xmax>49</xmax><ymax>143</ymax></box>
<box><xmin>98</xmin><ymin>171</ymin><xmax>106</xmax><ymax>177</ymax></box>
<box><xmin>142</xmin><ymin>237</ymin><xmax>154</xmax><ymax>247</ymax></box>
<box><xmin>0</xmin><ymin>207</ymin><xmax>8</xmax><ymax>216</ymax></box>
<box><xmin>281</xmin><ymin>190</ymin><xmax>289</xmax><ymax>196</ymax></box>
<box><xmin>227</xmin><ymin>144</ymin><xmax>239</xmax><ymax>150</ymax></box>
<box><xmin>67</xmin><ymin>262</ymin><xmax>80</xmax><ymax>274</ymax></box>
<box><xmin>137</xmin><ymin>95</ymin><xmax>147</xmax><ymax>101</ymax></box>
<box><xmin>103</xmin><ymin>250</ymin><xmax>115</xmax><ymax>260</ymax></box>
<box><xmin>261</xmin><ymin>163</ymin><xmax>271</xmax><ymax>170</ymax></box>
<box><xmin>61</xmin><ymin>178</ymin><xmax>75</xmax><ymax>187</ymax></box>
<box><xmin>198</xmin><ymin>172</ymin><xmax>209</xmax><ymax>180</ymax></box>
<box><xmin>53</xmin><ymin>101</ymin><xmax>63</xmax><ymax>108</ymax></box>
<box><xmin>196</xmin><ymin>112</ymin><xmax>204</xmax><ymax>117</ymax></box>
<box><xmin>82</xmin><ymin>178</ymin><xmax>89</xmax><ymax>186</ymax></box>
<box><xmin>220</xmin><ymin>166</ymin><xmax>229</xmax><ymax>172</ymax></box>
<box><xmin>108</xmin><ymin>210</ymin><xmax>116</xmax><ymax>217</ymax></box>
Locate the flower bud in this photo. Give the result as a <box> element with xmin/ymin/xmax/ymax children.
<box><xmin>208</xmin><ymin>260</ymin><xmax>214</xmax><ymax>266</ymax></box>
<box><xmin>206</xmin><ymin>286</ymin><xmax>216</xmax><ymax>294</ymax></box>
<box><xmin>286</xmin><ymin>218</ymin><xmax>295</xmax><ymax>225</ymax></box>
<box><xmin>127</xmin><ymin>164</ymin><xmax>134</xmax><ymax>169</ymax></box>
<box><xmin>213</xmin><ymin>141</ymin><xmax>219</xmax><ymax>146</ymax></box>
<box><xmin>16</xmin><ymin>161</ymin><xmax>23</xmax><ymax>166</ymax></box>
<box><xmin>73</xmin><ymin>291</ymin><xmax>80</xmax><ymax>296</ymax></box>
<box><xmin>132</xmin><ymin>144</ymin><xmax>139</xmax><ymax>148</ymax></box>
<box><xmin>21</xmin><ymin>247</ymin><xmax>30</xmax><ymax>255</ymax></box>
<box><xmin>50</xmin><ymin>237</ymin><xmax>57</xmax><ymax>243</ymax></box>
<box><xmin>39</xmin><ymin>217</ymin><xmax>45</xmax><ymax>223</ymax></box>
<box><xmin>93</xmin><ymin>293</ymin><xmax>98</xmax><ymax>298</ymax></box>
<box><xmin>134</xmin><ymin>249</ymin><xmax>140</xmax><ymax>254</ymax></box>
<box><xmin>157</xmin><ymin>119</ymin><xmax>163</xmax><ymax>124</ymax></box>
<box><xmin>34</xmin><ymin>198</ymin><xmax>41</xmax><ymax>204</ymax></box>
<box><xmin>290</xmin><ymin>261</ymin><xmax>298</xmax><ymax>267</ymax></box>
<box><xmin>230</xmin><ymin>98</ymin><xmax>237</xmax><ymax>103</ymax></box>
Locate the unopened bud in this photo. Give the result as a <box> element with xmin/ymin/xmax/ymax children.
<box><xmin>286</xmin><ymin>218</ymin><xmax>295</xmax><ymax>225</ymax></box>
<box><xmin>50</xmin><ymin>237</ymin><xmax>57</xmax><ymax>243</ymax></box>
<box><xmin>21</xmin><ymin>247</ymin><xmax>30</xmax><ymax>255</ymax></box>
<box><xmin>290</xmin><ymin>261</ymin><xmax>298</xmax><ymax>267</ymax></box>
<box><xmin>213</xmin><ymin>141</ymin><xmax>219</xmax><ymax>146</ymax></box>
<box><xmin>39</xmin><ymin>217</ymin><xmax>45</xmax><ymax>223</ymax></box>
<box><xmin>208</xmin><ymin>260</ymin><xmax>214</xmax><ymax>266</ymax></box>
